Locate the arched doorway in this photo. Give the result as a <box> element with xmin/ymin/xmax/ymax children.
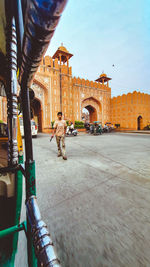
<box><xmin>137</xmin><ymin>116</ymin><xmax>143</xmax><ymax>130</ymax></box>
<box><xmin>31</xmin><ymin>98</ymin><xmax>42</xmax><ymax>132</ymax></box>
<box><xmin>82</xmin><ymin>105</ymin><xmax>97</xmax><ymax>122</ymax></box>
<box><xmin>81</xmin><ymin>97</ymin><xmax>101</xmax><ymax>123</ymax></box>
<box><xmin>82</xmin><ymin>108</ymin><xmax>90</xmax><ymax>122</ymax></box>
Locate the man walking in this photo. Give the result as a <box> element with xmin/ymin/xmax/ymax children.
<box><xmin>52</xmin><ymin>112</ymin><xmax>67</xmax><ymax>160</ymax></box>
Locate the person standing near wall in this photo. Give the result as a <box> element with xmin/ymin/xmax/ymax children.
<box><xmin>52</xmin><ymin>112</ymin><xmax>67</xmax><ymax>160</ymax></box>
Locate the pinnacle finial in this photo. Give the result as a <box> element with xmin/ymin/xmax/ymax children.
<box><xmin>61</xmin><ymin>42</ymin><xmax>63</xmax><ymax>46</ymax></box>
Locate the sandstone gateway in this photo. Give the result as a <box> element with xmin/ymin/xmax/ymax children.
<box><xmin>0</xmin><ymin>45</ymin><xmax>150</xmax><ymax>131</ymax></box>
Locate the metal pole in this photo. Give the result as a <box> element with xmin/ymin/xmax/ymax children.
<box><xmin>20</xmin><ymin>83</ymin><xmax>37</xmax><ymax>267</ymax></box>
<box><xmin>7</xmin><ymin>16</ymin><xmax>18</xmax><ymax>166</ymax></box>
<box><xmin>16</xmin><ymin>0</ymin><xmax>24</xmax><ymax>49</ymax></box>
<box><xmin>15</xmin><ymin>0</ymin><xmax>24</xmax><ymax>69</ymax></box>
<box><xmin>20</xmin><ymin>84</ymin><xmax>33</xmax><ymax>163</ymax></box>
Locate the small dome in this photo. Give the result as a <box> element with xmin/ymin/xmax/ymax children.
<box><xmin>100</xmin><ymin>73</ymin><xmax>107</xmax><ymax>78</ymax></box>
<box><xmin>58</xmin><ymin>45</ymin><xmax>69</xmax><ymax>53</ymax></box>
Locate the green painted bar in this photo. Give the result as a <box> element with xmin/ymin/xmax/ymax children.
<box><xmin>11</xmin><ymin>154</ymin><xmax>24</xmax><ymax>265</ymax></box>
<box><xmin>25</xmin><ymin>160</ymin><xmax>38</xmax><ymax>266</ymax></box>
<box><xmin>26</xmin><ymin>160</ymin><xmax>36</xmax><ymax>198</ymax></box>
<box><xmin>0</xmin><ymin>222</ymin><xmax>26</xmax><ymax>239</ymax></box>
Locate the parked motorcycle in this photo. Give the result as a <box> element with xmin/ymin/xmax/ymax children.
<box><xmin>84</xmin><ymin>122</ymin><xmax>90</xmax><ymax>133</ymax></box>
<box><xmin>89</xmin><ymin>122</ymin><xmax>103</xmax><ymax>135</ymax></box>
<box><xmin>66</xmin><ymin>126</ymin><xmax>78</xmax><ymax>136</ymax></box>
<box><xmin>103</xmin><ymin>123</ymin><xmax>114</xmax><ymax>133</ymax></box>
<box><xmin>103</xmin><ymin>125</ymin><xmax>110</xmax><ymax>133</ymax></box>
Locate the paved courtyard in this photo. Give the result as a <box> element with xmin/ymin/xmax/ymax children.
<box><xmin>16</xmin><ymin>132</ymin><xmax>150</xmax><ymax>267</ymax></box>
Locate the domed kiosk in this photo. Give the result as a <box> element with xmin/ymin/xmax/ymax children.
<box><xmin>95</xmin><ymin>73</ymin><xmax>112</xmax><ymax>86</ymax></box>
<box><xmin>52</xmin><ymin>43</ymin><xmax>73</xmax><ymax>66</ymax></box>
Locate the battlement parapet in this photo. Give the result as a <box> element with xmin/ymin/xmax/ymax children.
<box><xmin>72</xmin><ymin>76</ymin><xmax>110</xmax><ymax>90</ymax></box>
<box><xmin>44</xmin><ymin>55</ymin><xmax>53</xmax><ymax>66</ymax></box>
<box><xmin>38</xmin><ymin>56</ymin><xmax>72</xmax><ymax>75</ymax></box>
<box><xmin>111</xmin><ymin>91</ymin><xmax>150</xmax><ymax>104</ymax></box>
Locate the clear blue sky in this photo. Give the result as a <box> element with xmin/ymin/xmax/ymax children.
<box><xmin>46</xmin><ymin>0</ymin><xmax>150</xmax><ymax>97</ymax></box>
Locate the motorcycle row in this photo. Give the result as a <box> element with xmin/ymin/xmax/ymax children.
<box><xmin>65</xmin><ymin>122</ymin><xmax>114</xmax><ymax>137</ymax></box>
<box><xmin>85</xmin><ymin>122</ymin><xmax>115</xmax><ymax>135</ymax></box>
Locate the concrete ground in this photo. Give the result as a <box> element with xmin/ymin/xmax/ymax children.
<box><xmin>116</xmin><ymin>130</ymin><xmax>150</xmax><ymax>134</ymax></box>
<box><xmin>16</xmin><ymin>132</ymin><xmax>150</xmax><ymax>267</ymax></box>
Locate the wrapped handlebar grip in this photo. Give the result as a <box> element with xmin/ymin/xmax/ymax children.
<box><xmin>26</xmin><ymin>196</ymin><xmax>61</xmax><ymax>266</ymax></box>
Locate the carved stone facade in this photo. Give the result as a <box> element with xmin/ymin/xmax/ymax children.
<box><xmin>31</xmin><ymin>45</ymin><xmax>111</xmax><ymax>132</ymax></box>
<box><xmin>0</xmin><ymin>45</ymin><xmax>150</xmax><ymax>131</ymax></box>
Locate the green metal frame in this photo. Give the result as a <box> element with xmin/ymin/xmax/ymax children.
<box><xmin>0</xmin><ymin>157</ymin><xmax>38</xmax><ymax>267</ymax></box>
<box><xmin>11</xmin><ymin>155</ymin><xmax>24</xmax><ymax>265</ymax></box>
<box><xmin>25</xmin><ymin>160</ymin><xmax>37</xmax><ymax>267</ymax></box>
<box><xmin>0</xmin><ymin>222</ymin><xmax>26</xmax><ymax>240</ymax></box>
<box><xmin>0</xmin><ymin>0</ymin><xmax>67</xmax><ymax>265</ymax></box>
<box><xmin>0</xmin><ymin>156</ymin><xmax>23</xmax><ymax>266</ymax></box>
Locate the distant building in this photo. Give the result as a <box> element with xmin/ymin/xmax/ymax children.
<box><xmin>111</xmin><ymin>92</ymin><xmax>150</xmax><ymax>130</ymax></box>
<box><xmin>0</xmin><ymin>45</ymin><xmax>150</xmax><ymax>131</ymax></box>
<box><xmin>30</xmin><ymin>45</ymin><xmax>111</xmax><ymax>132</ymax></box>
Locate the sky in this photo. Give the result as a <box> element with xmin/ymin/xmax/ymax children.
<box><xmin>46</xmin><ymin>0</ymin><xmax>150</xmax><ymax>97</ymax></box>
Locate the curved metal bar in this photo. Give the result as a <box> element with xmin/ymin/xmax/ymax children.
<box><xmin>19</xmin><ymin>0</ymin><xmax>68</xmax><ymax>87</ymax></box>
<box><xmin>14</xmin><ymin>0</ymin><xmax>24</xmax><ymax>69</ymax></box>
<box><xmin>26</xmin><ymin>196</ymin><xmax>61</xmax><ymax>267</ymax></box>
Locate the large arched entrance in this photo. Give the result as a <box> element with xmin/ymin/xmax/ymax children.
<box><xmin>137</xmin><ymin>116</ymin><xmax>143</xmax><ymax>130</ymax></box>
<box><xmin>31</xmin><ymin>98</ymin><xmax>42</xmax><ymax>132</ymax></box>
<box><xmin>83</xmin><ymin>105</ymin><xmax>97</xmax><ymax>122</ymax></box>
<box><xmin>82</xmin><ymin>97</ymin><xmax>101</xmax><ymax>123</ymax></box>
<box><xmin>31</xmin><ymin>79</ymin><xmax>49</xmax><ymax>133</ymax></box>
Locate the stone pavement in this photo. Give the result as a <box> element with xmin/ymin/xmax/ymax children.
<box><xmin>126</xmin><ymin>130</ymin><xmax>150</xmax><ymax>134</ymax></box>
<box><xmin>16</xmin><ymin>132</ymin><xmax>150</xmax><ymax>267</ymax></box>
<box><xmin>115</xmin><ymin>130</ymin><xmax>150</xmax><ymax>134</ymax></box>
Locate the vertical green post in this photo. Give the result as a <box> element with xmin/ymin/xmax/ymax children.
<box><xmin>26</xmin><ymin>160</ymin><xmax>36</xmax><ymax>198</ymax></box>
<box><xmin>11</xmin><ymin>154</ymin><xmax>23</xmax><ymax>265</ymax></box>
<box><xmin>25</xmin><ymin>160</ymin><xmax>37</xmax><ymax>267</ymax></box>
